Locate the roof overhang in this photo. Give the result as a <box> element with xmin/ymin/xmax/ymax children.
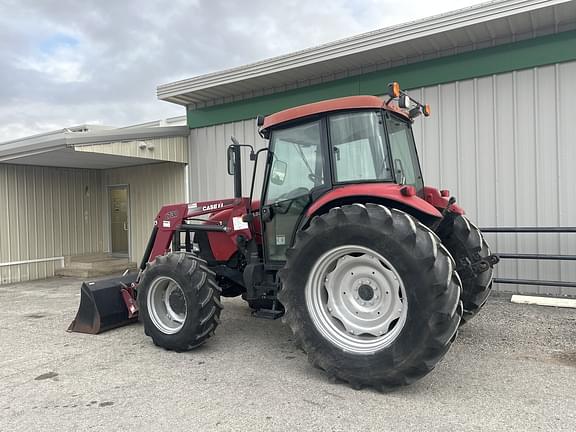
<box><xmin>157</xmin><ymin>0</ymin><xmax>576</xmax><ymax>107</ymax></box>
<box><xmin>2</xmin><ymin>149</ymin><xmax>171</xmax><ymax>169</ymax></box>
<box><xmin>0</xmin><ymin>126</ymin><xmax>190</xmax><ymax>169</ymax></box>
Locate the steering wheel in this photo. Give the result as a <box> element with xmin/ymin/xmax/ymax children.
<box><xmin>276</xmin><ymin>187</ymin><xmax>310</xmax><ymax>202</ymax></box>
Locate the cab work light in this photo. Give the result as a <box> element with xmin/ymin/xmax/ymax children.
<box><xmin>388</xmin><ymin>81</ymin><xmax>401</xmax><ymax>98</ymax></box>
<box><xmin>386</xmin><ymin>81</ymin><xmax>431</xmax><ymax>119</ymax></box>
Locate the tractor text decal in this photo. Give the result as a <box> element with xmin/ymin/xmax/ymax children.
<box><xmin>202</xmin><ymin>202</ymin><xmax>224</xmax><ymax>211</ymax></box>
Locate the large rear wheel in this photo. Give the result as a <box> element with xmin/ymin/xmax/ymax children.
<box><xmin>438</xmin><ymin>215</ymin><xmax>495</xmax><ymax>324</ymax></box>
<box><xmin>279</xmin><ymin>204</ymin><xmax>462</xmax><ymax>390</ymax></box>
<box><xmin>138</xmin><ymin>252</ymin><xmax>222</xmax><ymax>351</ymax></box>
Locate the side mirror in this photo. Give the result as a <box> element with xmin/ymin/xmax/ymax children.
<box><xmin>227</xmin><ymin>145</ymin><xmax>237</xmax><ymax>175</ymax></box>
<box><xmin>270</xmin><ymin>160</ymin><xmax>287</xmax><ymax>185</ymax></box>
<box><xmin>398</xmin><ymin>94</ymin><xmax>411</xmax><ymax>109</ymax></box>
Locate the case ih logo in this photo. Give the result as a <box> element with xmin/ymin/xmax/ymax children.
<box><xmin>202</xmin><ymin>202</ymin><xmax>224</xmax><ymax>211</ymax></box>
<box><xmin>165</xmin><ymin>210</ymin><xmax>178</xmax><ymax>219</ymax></box>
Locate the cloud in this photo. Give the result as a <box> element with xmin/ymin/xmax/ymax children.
<box><xmin>39</xmin><ymin>33</ymin><xmax>80</xmax><ymax>54</ymax></box>
<box><xmin>0</xmin><ymin>0</ymin><xmax>484</xmax><ymax>141</ymax></box>
<box><xmin>16</xmin><ymin>46</ymin><xmax>89</xmax><ymax>84</ymax></box>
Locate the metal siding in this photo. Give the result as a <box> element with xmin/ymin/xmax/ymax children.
<box><xmin>411</xmin><ymin>61</ymin><xmax>576</xmax><ymax>295</ymax></box>
<box><xmin>74</xmin><ymin>136</ymin><xmax>188</xmax><ymax>164</ymax></box>
<box><xmin>187</xmin><ymin>60</ymin><xmax>576</xmax><ymax>295</ymax></box>
<box><xmin>0</xmin><ymin>164</ymin><xmax>105</xmax><ymax>284</ymax></box>
<box><xmin>557</xmin><ymin>61</ymin><xmax>576</xmax><ymax>295</ymax></box>
<box><xmin>103</xmin><ymin>162</ymin><xmax>186</xmax><ymax>262</ymax></box>
<box><xmin>188</xmin><ymin>120</ymin><xmax>267</xmax><ymax>202</ymax></box>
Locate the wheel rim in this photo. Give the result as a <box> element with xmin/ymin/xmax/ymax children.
<box><xmin>147</xmin><ymin>276</ymin><xmax>187</xmax><ymax>334</ymax></box>
<box><xmin>305</xmin><ymin>245</ymin><xmax>408</xmax><ymax>354</ymax></box>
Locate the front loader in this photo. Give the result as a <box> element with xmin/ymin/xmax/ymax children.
<box><xmin>69</xmin><ymin>82</ymin><xmax>498</xmax><ymax>390</ymax></box>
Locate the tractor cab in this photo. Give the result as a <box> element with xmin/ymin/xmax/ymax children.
<box><xmin>235</xmin><ymin>84</ymin><xmax>431</xmax><ymax>263</ymax></box>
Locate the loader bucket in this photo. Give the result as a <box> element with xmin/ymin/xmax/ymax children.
<box><xmin>67</xmin><ymin>273</ymin><xmax>138</xmax><ymax>334</ymax></box>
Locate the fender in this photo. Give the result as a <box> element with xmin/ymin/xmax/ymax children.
<box><xmin>305</xmin><ymin>183</ymin><xmax>445</xmax><ymax>219</ymax></box>
<box><xmin>422</xmin><ymin>186</ymin><xmax>464</xmax><ymax>215</ymax></box>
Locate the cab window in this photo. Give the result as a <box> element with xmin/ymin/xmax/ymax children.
<box><xmin>265</xmin><ymin>121</ymin><xmax>324</xmax><ymax>204</ymax></box>
<box><xmin>329</xmin><ymin>111</ymin><xmax>392</xmax><ymax>183</ymax></box>
<box><xmin>385</xmin><ymin>113</ymin><xmax>423</xmax><ymax>191</ymax></box>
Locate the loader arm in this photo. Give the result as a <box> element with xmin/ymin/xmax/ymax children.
<box><xmin>147</xmin><ymin>197</ymin><xmax>252</xmax><ymax>264</ymax></box>
<box><xmin>68</xmin><ymin>197</ymin><xmax>251</xmax><ymax>335</ymax></box>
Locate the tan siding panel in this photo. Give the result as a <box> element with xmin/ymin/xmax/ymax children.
<box><xmin>0</xmin><ymin>164</ymin><xmax>104</xmax><ymax>284</ymax></box>
<box><xmin>74</xmin><ymin>136</ymin><xmax>188</xmax><ymax>164</ymax></box>
<box><xmin>103</xmin><ymin>162</ymin><xmax>186</xmax><ymax>262</ymax></box>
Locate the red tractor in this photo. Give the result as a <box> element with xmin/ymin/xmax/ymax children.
<box><xmin>70</xmin><ymin>82</ymin><xmax>498</xmax><ymax>390</ymax></box>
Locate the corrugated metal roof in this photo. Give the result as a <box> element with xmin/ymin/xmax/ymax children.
<box><xmin>157</xmin><ymin>0</ymin><xmax>576</xmax><ymax>106</ymax></box>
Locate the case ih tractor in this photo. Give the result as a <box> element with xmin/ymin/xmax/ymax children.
<box><xmin>70</xmin><ymin>82</ymin><xmax>498</xmax><ymax>390</ymax></box>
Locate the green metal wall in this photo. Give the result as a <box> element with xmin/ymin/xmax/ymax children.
<box><xmin>187</xmin><ymin>30</ymin><xmax>576</xmax><ymax>129</ymax></box>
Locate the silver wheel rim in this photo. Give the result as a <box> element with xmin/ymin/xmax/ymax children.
<box><xmin>305</xmin><ymin>245</ymin><xmax>408</xmax><ymax>354</ymax></box>
<box><xmin>147</xmin><ymin>276</ymin><xmax>187</xmax><ymax>334</ymax></box>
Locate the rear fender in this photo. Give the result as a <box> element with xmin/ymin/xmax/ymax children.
<box><xmin>305</xmin><ymin>184</ymin><xmax>443</xmax><ymax>220</ymax></box>
<box><xmin>422</xmin><ymin>186</ymin><xmax>464</xmax><ymax>215</ymax></box>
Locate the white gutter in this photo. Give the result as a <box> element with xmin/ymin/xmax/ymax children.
<box><xmin>0</xmin><ymin>256</ymin><xmax>65</xmax><ymax>268</ymax></box>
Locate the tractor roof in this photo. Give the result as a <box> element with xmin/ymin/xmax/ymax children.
<box><xmin>261</xmin><ymin>95</ymin><xmax>409</xmax><ymax>131</ymax></box>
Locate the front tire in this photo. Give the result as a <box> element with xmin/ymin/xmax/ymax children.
<box><xmin>138</xmin><ymin>252</ymin><xmax>223</xmax><ymax>351</ymax></box>
<box><xmin>279</xmin><ymin>204</ymin><xmax>462</xmax><ymax>390</ymax></box>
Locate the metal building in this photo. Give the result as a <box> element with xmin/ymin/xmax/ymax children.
<box><xmin>1</xmin><ymin>0</ymin><xmax>575</xmax><ymax>292</ymax></box>
<box><xmin>0</xmin><ymin>121</ymin><xmax>188</xmax><ymax>283</ymax></box>
<box><xmin>157</xmin><ymin>0</ymin><xmax>576</xmax><ymax>295</ymax></box>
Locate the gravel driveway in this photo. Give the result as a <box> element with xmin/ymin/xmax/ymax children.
<box><xmin>0</xmin><ymin>277</ymin><xmax>575</xmax><ymax>431</ymax></box>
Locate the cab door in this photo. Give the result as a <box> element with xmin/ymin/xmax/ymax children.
<box><xmin>384</xmin><ymin>112</ymin><xmax>425</xmax><ymax>195</ymax></box>
<box><xmin>260</xmin><ymin>120</ymin><xmax>328</xmax><ymax>263</ymax></box>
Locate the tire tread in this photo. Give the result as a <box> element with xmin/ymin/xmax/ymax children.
<box><xmin>138</xmin><ymin>251</ymin><xmax>222</xmax><ymax>351</ymax></box>
<box><xmin>279</xmin><ymin>204</ymin><xmax>462</xmax><ymax>390</ymax></box>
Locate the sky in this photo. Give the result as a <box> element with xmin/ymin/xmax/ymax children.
<box><xmin>0</xmin><ymin>0</ymin><xmax>487</xmax><ymax>141</ymax></box>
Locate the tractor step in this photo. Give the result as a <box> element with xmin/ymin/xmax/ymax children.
<box><xmin>253</xmin><ymin>307</ymin><xmax>284</xmax><ymax>320</ymax></box>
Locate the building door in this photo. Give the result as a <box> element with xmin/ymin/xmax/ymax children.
<box><xmin>109</xmin><ymin>185</ymin><xmax>129</xmax><ymax>256</ymax></box>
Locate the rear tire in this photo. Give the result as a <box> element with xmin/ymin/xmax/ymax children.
<box><xmin>438</xmin><ymin>215</ymin><xmax>493</xmax><ymax>324</ymax></box>
<box><xmin>279</xmin><ymin>204</ymin><xmax>462</xmax><ymax>390</ymax></box>
<box><xmin>138</xmin><ymin>252</ymin><xmax>223</xmax><ymax>351</ymax></box>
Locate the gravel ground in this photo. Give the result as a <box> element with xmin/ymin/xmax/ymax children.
<box><xmin>0</xmin><ymin>277</ymin><xmax>575</xmax><ymax>432</ymax></box>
